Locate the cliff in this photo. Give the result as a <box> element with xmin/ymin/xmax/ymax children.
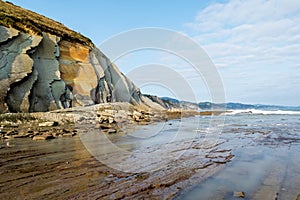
<box><xmin>0</xmin><ymin>1</ymin><xmax>165</xmax><ymax>113</ymax></box>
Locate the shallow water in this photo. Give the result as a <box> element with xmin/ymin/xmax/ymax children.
<box><xmin>1</xmin><ymin>113</ymin><xmax>299</xmax><ymax>199</ymax></box>
<box><xmin>180</xmin><ymin>114</ymin><xmax>300</xmax><ymax>200</ymax></box>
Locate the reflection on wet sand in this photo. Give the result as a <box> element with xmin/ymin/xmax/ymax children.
<box><xmin>0</xmin><ymin>118</ymin><xmax>232</xmax><ymax>199</ymax></box>
<box><xmin>0</xmin><ymin>114</ymin><xmax>299</xmax><ymax>199</ymax></box>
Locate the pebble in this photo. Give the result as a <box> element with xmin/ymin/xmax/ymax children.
<box><xmin>107</xmin><ymin>129</ymin><xmax>117</xmax><ymax>134</ymax></box>
<box><xmin>233</xmin><ymin>191</ymin><xmax>245</xmax><ymax>198</ymax></box>
<box><xmin>32</xmin><ymin>135</ymin><xmax>54</xmax><ymax>140</ymax></box>
<box><xmin>38</xmin><ymin>121</ymin><xmax>58</xmax><ymax>127</ymax></box>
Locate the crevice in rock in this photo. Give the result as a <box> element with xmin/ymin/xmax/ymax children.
<box><xmin>105</xmin><ymin>63</ymin><xmax>116</xmax><ymax>101</ymax></box>
<box><xmin>91</xmin><ymin>48</ymin><xmax>115</xmax><ymax>103</ymax></box>
<box><xmin>28</xmin><ymin>80</ymin><xmax>38</xmax><ymax>113</ymax></box>
<box><xmin>5</xmin><ymin>70</ymin><xmax>38</xmax><ymax>112</ymax></box>
<box><xmin>89</xmin><ymin>51</ymin><xmax>101</xmax><ymax>80</ymax></box>
<box><xmin>26</xmin><ymin>45</ymin><xmax>39</xmax><ymax>57</ymax></box>
<box><xmin>89</xmin><ymin>51</ymin><xmax>102</xmax><ymax>104</ymax></box>
<box><xmin>49</xmin><ymin>79</ymin><xmax>67</xmax><ymax>110</ymax></box>
<box><xmin>94</xmin><ymin>77</ymin><xmax>111</xmax><ymax>104</ymax></box>
<box><xmin>60</xmin><ymin>85</ymin><xmax>73</xmax><ymax>109</ymax></box>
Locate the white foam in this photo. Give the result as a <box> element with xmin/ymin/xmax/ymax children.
<box><xmin>223</xmin><ymin>109</ymin><xmax>300</xmax><ymax>115</ymax></box>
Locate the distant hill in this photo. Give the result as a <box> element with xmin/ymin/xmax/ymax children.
<box><xmin>157</xmin><ymin>98</ymin><xmax>300</xmax><ymax>111</ymax></box>
<box><xmin>160</xmin><ymin>97</ymin><xmax>180</xmax><ymax>103</ymax></box>
<box><xmin>199</xmin><ymin>102</ymin><xmax>300</xmax><ymax>111</ymax></box>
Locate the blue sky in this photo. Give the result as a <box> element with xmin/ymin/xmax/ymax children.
<box><xmin>7</xmin><ymin>0</ymin><xmax>300</xmax><ymax>106</ymax></box>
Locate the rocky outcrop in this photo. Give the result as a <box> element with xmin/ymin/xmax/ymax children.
<box><xmin>0</xmin><ymin>1</ymin><xmax>164</xmax><ymax>113</ymax></box>
<box><xmin>0</xmin><ymin>26</ymin><xmax>42</xmax><ymax>112</ymax></box>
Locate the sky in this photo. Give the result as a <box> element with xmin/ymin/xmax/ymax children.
<box><xmin>6</xmin><ymin>0</ymin><xmax>300</xmax><ymax>106</ymax></box>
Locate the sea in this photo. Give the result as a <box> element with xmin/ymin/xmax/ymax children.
<box><xmin>89</xmin><ymin>108</ymin><xmax>300</xmax><ymax>199</ymax></box>
<box><xmin>178</xmin><ymin>109</ymin><xmax>300</xmax><ymax>200</ymax></box>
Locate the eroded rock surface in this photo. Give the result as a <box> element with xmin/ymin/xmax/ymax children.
<box><xmin>0</xmin><ymin>24</ymin><xmax>158</xmax><ymax>113</ymax></box>
<box><xmin>0</xmin><ymin>1</ymin><xmax>174</xmax><ymax>113</ymax></box>
<box><xmin>0</xmin><ymin>26</ymin><xmax>163</xmax><ymax>113</ymax></box>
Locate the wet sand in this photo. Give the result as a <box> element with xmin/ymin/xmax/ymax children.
<box><xmin>1</xmin><ymin>114</ymin><xmax>299</xmax><ymax>199</ymax></box>
<box><xmin>0</xmin><ymin>120</ymin><xmax>233</xmax><ymax>200</ymax></box>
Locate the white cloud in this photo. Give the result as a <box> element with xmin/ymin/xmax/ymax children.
<box><xmin>184</xmin><ymin>0</ymin><xmax>300</xmax><ymax>105</ymax></box>
<box><xmin>185</xmin><ymin>0</ymin><xmax>300</xmax><ymax>64</ymax></box>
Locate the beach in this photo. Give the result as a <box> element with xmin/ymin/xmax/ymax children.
<box><xmin>1</xmin><ymin>111</ymin><xmax>299</xmax><ymax>199</ymax></box>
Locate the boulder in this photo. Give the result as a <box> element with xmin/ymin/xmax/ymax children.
<box><xmin>33</xmin><ymin>134</ymin><xmax>54</xmax><ymax>140</ymax></box>
<box><xmin>107</xmin><ymin>129</ymin><xmax>117</xmax><ymax>134</ymax></box>
<box><xmin>95</xmin><ymin>124</ymin><xmax>112</xmax><ymax>129</ymax></box>
<box><xmin>38</xmin><ymin>121</ymin><xmax>58</xmax><ymax>127</ymax></box>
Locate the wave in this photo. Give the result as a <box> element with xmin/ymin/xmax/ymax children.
<box><xmin>223</xmin><ymin>109</ymin><xmax>300</xmax><ymax>115</ymax></box>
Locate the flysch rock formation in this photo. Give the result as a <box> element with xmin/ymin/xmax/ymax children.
<box><xmin>0</xmin><ymin>1</ymin><xmax>165</xmax><ymax>113</ymax></box>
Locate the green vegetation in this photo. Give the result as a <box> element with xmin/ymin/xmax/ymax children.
<box><xmin>0</xmin><ymin>1</ymin><xmax>94</xmax><ymax>48</ymax></box>
<box><xmin>0</xmin><ymin>113</ymin><xmax>36</xmax><ymax>123</ymax></box>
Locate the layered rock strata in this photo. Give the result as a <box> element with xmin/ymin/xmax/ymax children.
<box><xmin>0</xmin><ymin>1</ymin><xmax>167</xmax><ymax>113</ymax></box>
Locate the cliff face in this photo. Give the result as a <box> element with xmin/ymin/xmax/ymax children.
<box><xmin>0</xmin><ymin>1</ymin><xmax>159</xmax><ymax>113</ymax></box>
<box><xmin>0</xmin><ymin>25</ymin><xmax>145</xmax><ymax>113</ymax></box>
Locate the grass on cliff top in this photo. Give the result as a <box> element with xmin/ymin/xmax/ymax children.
<box><xmin>0</xmin><ymin>1</ymin><xmax>94</xmax><ymax>48</ymax></box>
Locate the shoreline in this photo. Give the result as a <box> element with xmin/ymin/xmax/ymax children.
<box><xmin>0</xmin><ymin>104</ymin><xmax>233</xmax><ymax>199</ymax></box>
<box><xmin>0</xmin><ymin>102</ymin><xmax>225</xmax><ymax>142</ymax></box>
<box><xmin>2</xmin><ymin>105</ymin><xmax>298</xmax><ymax>199</ymax></box>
